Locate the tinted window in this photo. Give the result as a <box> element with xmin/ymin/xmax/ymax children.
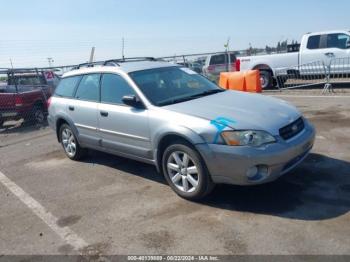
<box><xmin>8</xmin><ymin>75</ymin><xmax>46</xmax><ymax>85</ymax></box>
<box><xmin>326</xmin><ymin>33</ymin><xmax>350</xmax><ymax>49</ymax></box>
<box><xmin>307</xmin><ymin>35</ymin><xmax>321</xmax><ymax>49</ymax></box>
<box><xmin>75</xmin><ymin>74</ymin><xmax>100</xmax><ymax>102</ymax></box>
<box><xmin>55</xmin><ymin>76</ymin><xmax>81</xmax><ymax>98</ymax></box>
<box><xmin>129</xmin><ymin>67</ymin><xmax>224</xmax><ymax>106</ymax></box>
<box><xmin>230</xmin><ymin>54</ymin><xmax>236</xmax><ymax>62</ymax></box>
<box><xmin>210</xmin><ymin>54</ymin><xmax>225</xmax><ymax>65</ymax></box>
<box><xmin>101</xmin><ymin>74</ymin><xmax>136</xmax><ymax>104</ymax></box>
<box><xmin>209</xmin><ymin>54</ymin><xmax>235</xmax><ymax>65</ymax></box>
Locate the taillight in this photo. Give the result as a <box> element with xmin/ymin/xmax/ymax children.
<box><xmin>47</xmin><ymin>97</ymin><xmax>52</xmax><ymax>108</ymax></box>
<box><xmin>207</xmin><ymin>65</ymin><xmax>215</xmax><ymax>72</ymax></box>
<box><xmin>235</xmin><ymin>59</ymin><xmax>241</xmax><ymax>71</ymax></box>
<box><xmin>15</xmin><ymin>96</ymin><xmax>23</xmax><ymax>107</ymax></box>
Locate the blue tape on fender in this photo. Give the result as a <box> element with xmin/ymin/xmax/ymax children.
<box><xmin>210</xmin><ymin>117</ymin><xmax>237</xmax><ymax>143</ymax></box>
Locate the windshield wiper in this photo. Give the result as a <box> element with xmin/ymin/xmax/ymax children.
<box><xmin>157</xmin><ymin>89</ymin><xmax>225</xmax><ymax>106</ymax></box>
<box><xmin>187</xmin><ymin>89</ymin><xmax>225</xmax><ymax>99</ymax></box>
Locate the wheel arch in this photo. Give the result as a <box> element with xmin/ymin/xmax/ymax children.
<box><xmin>154</xmin><ymin>130</ymin><xmax>205</xmax><ymax>173</ymax></box>
<box><xmin>252</xmin><ymin>64</ymin><xmax>274</xmax><ymax>75</ymax></box>
<box><xmin>55</xmin><ymin>115</ymin><xmax>80</xmax><ymax>143</ymax></box>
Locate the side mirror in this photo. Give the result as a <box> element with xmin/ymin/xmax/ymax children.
<box><xmin>346</xmin><ymin>41</ymin><xmax>350</xmax><ymax>49</ymax></box>
<box><xmin>122</xmin><ymin>95</ymin><xmax>144</xmax><ymax>109</ymax></box>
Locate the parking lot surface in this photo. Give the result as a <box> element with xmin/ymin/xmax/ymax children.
<box><xmin>0</xmin><ymin>92</ymin><xmax>350</xmax><ymax>256</ymax></box>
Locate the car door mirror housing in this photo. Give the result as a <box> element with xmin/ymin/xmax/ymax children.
<box><xmin>122</xmin><ymin>95</ymin><xmax>144</xmax><ymax>109</ymax></box>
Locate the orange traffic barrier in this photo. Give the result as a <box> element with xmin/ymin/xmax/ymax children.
<box><xmin>218</xmin><ymin>72</ymin><xmax>230</xmax><ymax>89</ymax></box>
<box><xmin>219</xmin><ymin>70</ymin><xmax>262</xmax><ymax>93</ymax></box>
<box><xmin>244</xmin><ymin>70</ymin><xmax>262</xmax><ymax>93</ymax></box>
<box><xmin>228</xmin><ymin>71</ymin><xmax>246</xmax><ymax>91</ymax></box>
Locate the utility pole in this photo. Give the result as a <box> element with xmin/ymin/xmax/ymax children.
<box><xmin>89</xmin><ymin>47</ymin><xmax>95</xmax><ymax>63</ymax></box>
<box><xmin>122</xmin><ymin>37</ymin><xmax>125</xmax><ymax>60</ymax></box>
<box><xmin>224</xmin><ymin>37</ymin><xmax>231</xmax><ymax>72</ymax></box>
<box><xmin>47</xmin><ymin>57</ymin><xmax>54</xmax><ymax>67</ymax></box>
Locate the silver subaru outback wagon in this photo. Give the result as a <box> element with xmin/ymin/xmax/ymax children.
<box><xmin>48</xmin><ymin>58</ymin><xmax>315</xmax><ymax>200</ymax></box>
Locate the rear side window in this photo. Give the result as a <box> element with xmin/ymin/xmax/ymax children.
<box><xmin>101</xmin><ymin>74</ymin><xmax>136</xmax><ymax>105</ymax></box>
<box><xmin>75</xmin><ymin>74</ymin><xmax>100</xmax><ymax>102</ymax></box>
<box><xmin>307</xmin><ymin>35</ymin><xmax>321</xmax><ymax>49</ymax></box>
<box><xmin>55</xmin><ymin>76</ymin><xmax>81</xmax><ymax>98</ymax></box>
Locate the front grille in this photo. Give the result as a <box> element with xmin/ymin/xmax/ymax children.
<box><xmin>279</xmin><ymin>117</ymin><xmax>304</xmax><ymax>140</ymax></box>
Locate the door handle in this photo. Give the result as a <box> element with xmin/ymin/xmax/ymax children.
<box><xmin>100</xmin><ymin>111</ymin><xmax>108</xmax><ymax>117</ymax></box>
<box><xmin>325</xmin><ymin>52</ymin><xmax>335</xmax><ymax>57</ymax></box>
<box><xmin>68</xmin><ymin>106</ymin><xmax>74</xmax><ymax>111</ymax></box>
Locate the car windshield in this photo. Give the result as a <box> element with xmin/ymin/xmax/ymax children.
<box><xmin>129</xmin><ymin>66</ymin><xmax>224</xmax><ymax>106</ymax></box>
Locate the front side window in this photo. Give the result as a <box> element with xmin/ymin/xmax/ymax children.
<box><xmin>100</xmin><ymin>74</ymin><xmax>136</xmax><ymax>105</ymax></box>
<box><xmin>55</xmin><ymin>75</ymin><xmax>82</xmax><ymax>98</ymax></box>
<box><xmin>75</xmin><ymin>74</ymin><xmax>100</xmax><ymax>102</ymax></box>
<box><xmin>307</xmin><ymin>35</ymin><xmax>321</xmax><ymax>49</ymax></box>
<box><xmin>129</xmin><ymin>66</ymin><xmax>224</xmax><ymax>106</ymax></box>
<box><xmin>326</xmin><ymin>33</ymin><xmax>350</xmax><ymax>49</ymax></box>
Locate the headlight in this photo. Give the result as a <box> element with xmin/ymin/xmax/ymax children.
<box><xmin>221</xmin><ymin>130</ymin><xmax>276</xmax><ymax>147</ymax></box>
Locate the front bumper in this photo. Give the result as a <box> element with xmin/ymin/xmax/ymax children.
<box><xmin>196</xmin><ymin>121</ymin><xmax>316</xmax><ymax>185</ymax></box>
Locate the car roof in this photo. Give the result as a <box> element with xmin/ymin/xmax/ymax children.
<box><xmin>63</xmin><ymin>61</ymin><xmax>179</xmax><ymax>78</ymax></box>
<box><xmin>307</xmin><ymin>30</ymin><xmax>350</xmax><ymax>36</ymax></box>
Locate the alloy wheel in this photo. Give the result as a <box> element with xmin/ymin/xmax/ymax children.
<box><xmin>61</xmin><ymin>128</ymin><xmax>76</xmax><ymax>157</ymax></box>
<box><xmin>167</xmin><ymin>151</ymin><xmax>199</xmax><ymax>193</ymax></box>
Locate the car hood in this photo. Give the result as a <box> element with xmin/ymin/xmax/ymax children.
<box><xmin>164</xmin><ymin>91</ymin><xmax>301</xmax><ymax>135</ymax></box>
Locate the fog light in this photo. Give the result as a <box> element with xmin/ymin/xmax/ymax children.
<box><xmin>246</xmin><ymin>165</ymin><xmax>269</xmax><ymax>181</ymax></box>
<box><xmin>246</xmin><ymin>166</ymin><xmax>258</xmax><ymax>179</ymax></box>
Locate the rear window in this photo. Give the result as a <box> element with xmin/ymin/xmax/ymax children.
<box><xmin>8</xmin><ymin>75</ymin><xmax>46</xmax><ymax>85</ymax></box>
<box><xmin>209</xmin><ymin>54</ymin><xmax>236</xmax><ymax>65</ymax></box>
<box><xmin>55</xmin><ymin>75</ymin><xmax>81</xmax><ymax>98</ymax></box>
<box><xmin>210</xmin><ymin>54</ymin><xmax>225</xmax><ymax>65</ymax></box>
<box><xmin>307</xmin><ymin>35</ymin><xmax>321</xmax><ymax>49</ymax></box>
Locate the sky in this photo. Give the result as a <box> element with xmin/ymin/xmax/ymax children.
<box><xmin>0</xmin><ymin>0</ymin><xmax>349</xmax><ymax>68</ymax></box>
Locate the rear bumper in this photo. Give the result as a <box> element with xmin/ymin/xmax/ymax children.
<box><xmin>47</xmin><ymin>115</ymin><xmax>55</xmax><ymax>130</ymax></box>
<box><xmin>196</xmin><ymin>121</ymin><xmax>316</xmax><ymax>185</ymax></box>
<box><xmin>0</xmin><ymin>110</ymin><xmax>20</xmax><ymax>121</ymax></box>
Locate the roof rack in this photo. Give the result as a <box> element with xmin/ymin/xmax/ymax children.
<box><xmin>72</xmin><ymin>57</ymin><xmax>159</xmax><ymax>70</ymax></box>
<box><xmin>72</xmin><ymin>61</ymin><xmax>104</xmax><ymax>70</ymax></box>
<box><xmin>103</xmin><ymin>57</ymin><xmax>159</xmax><ymax>66</ymax></box>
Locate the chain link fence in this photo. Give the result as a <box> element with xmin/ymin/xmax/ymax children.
<box><xmin>2</xmin><ymin>53</ymin><xmax>350</xmax><ymax>134</ymax></box>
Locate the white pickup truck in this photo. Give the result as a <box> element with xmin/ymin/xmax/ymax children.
<box><xmin>238</xmin><ymin>30</ymin><xmax>350</xmax><ymax>88</ymax></box>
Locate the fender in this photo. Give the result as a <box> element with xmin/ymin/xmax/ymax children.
<box><xmin>54</xmin><ymin>112</ymin><xmax>81</xmax><ymax>144</ymax></box>
<box><xmin>152</xmin><ymin>125</ymin><xmax>207</xmax><ymax>172</ymax></box>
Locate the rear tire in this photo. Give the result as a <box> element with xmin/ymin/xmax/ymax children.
<box><xmin>59</xmin><ymin>123</ymin><xmax>87</xmax><ymax>160</ymax></box>
<box><xmin>260</xmin><ymin>70</ymin><xmax>273</xmax><ymax>89</ymax></box>
<box><xmin>32</xmin><ymin>105</ymin><xmax>46</xmax><ymax>124</ymax></box>
<box><xmin>162</xmin><ymin>141</ymin><xmax>214</xmax><ymax>201</ymax></box>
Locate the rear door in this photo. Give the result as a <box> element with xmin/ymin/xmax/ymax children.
<box><xmin>70</xmin><ymin>74</ymin><xmax>100</xmax><ymax>147</ymax></box>
<box><xmin>98</xmin><ymin>73</ymin><xmax>151</xmax><ymax>159</ymax></box>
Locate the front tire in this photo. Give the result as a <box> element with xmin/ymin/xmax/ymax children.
<box><xmin>162</xmin><ymin>141</ymin><xmax>214</xmax><ymax>201</ymax></box>
<box><xmin>59</xmin><ymin>124</ymin><xmax>87</xmax><ymax>160</ymax></box>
